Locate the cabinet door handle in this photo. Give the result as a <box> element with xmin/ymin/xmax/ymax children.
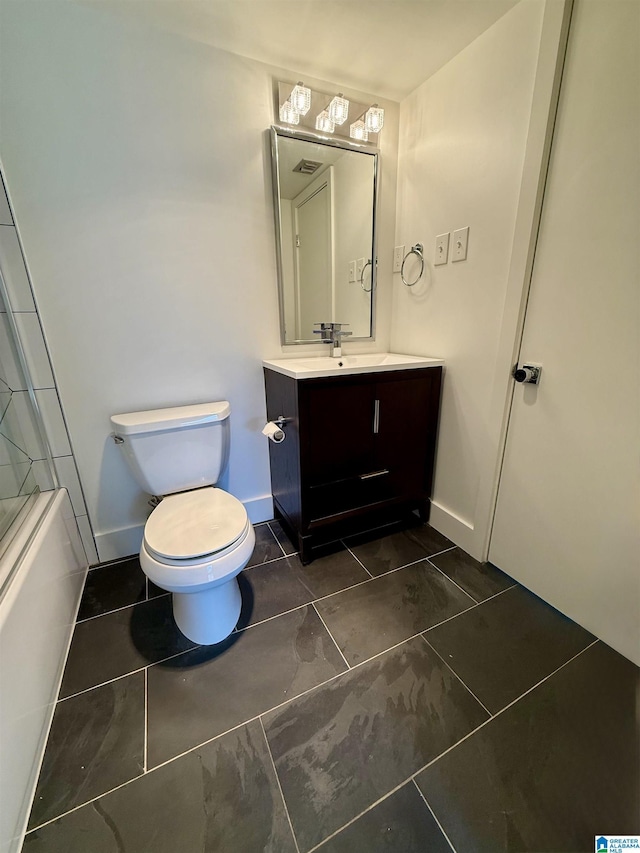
<box><xmin>359</xmin><ymin>469</ymin><xmax>389</xmax><ymax>480</ymax></box>
<box><xmin>373</xmin><ymin>399</ymin><xmax>380</xmax><ymax>434</ymax></box>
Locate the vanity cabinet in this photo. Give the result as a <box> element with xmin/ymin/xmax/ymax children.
<box><xmin>263</xmin><ymin>365</ymin><xmax>442</xmax><ymax>563</ymax></box>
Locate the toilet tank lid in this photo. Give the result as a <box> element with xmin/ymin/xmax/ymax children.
<box><xmin>111</xmin><ymin>402</ymin><xmax>230</xmax><ymax>435</ymax></box>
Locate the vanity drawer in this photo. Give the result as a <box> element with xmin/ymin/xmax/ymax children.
<box><xmin>307</xmin><ymin>469</ymin><xmax>395</xmax><ymax>524</ymax></box>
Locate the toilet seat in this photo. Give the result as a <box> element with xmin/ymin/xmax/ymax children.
<box><xmin>144</xmin><ymin>487</ymin><xmax>248</xmax><ymax>563</ymax></box>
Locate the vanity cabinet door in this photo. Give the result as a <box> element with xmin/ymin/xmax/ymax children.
<box><xmin>300</xmin><ymin>380</ymin><xmax>375</xmax><ymax>486</ymax></box>
<box><xmin>374</xmin><ymin>371</ymin><xmax>441</xmax><ymax>499</ymax></box>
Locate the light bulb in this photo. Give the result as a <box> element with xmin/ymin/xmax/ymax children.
<box><xmin>328</xmin><ymin>94</ymin><xmax>349</xmax><ymax>126</ymax></box>
<box><xmin>290</xmin><ymin>82</ymin><xmax>311</xmax><ymax>116</ymax></box>
<box><xmin>365</xmin><ymin>104</ymin><xmax>385</xmax><ymax>134</ymax></box>
<box><xmin>315</xmin><ymin>110</ymin><xmax>335</xmax><ymax>133</ymax></box>
<box><xmin>279</xmin><ymin>99</ymin><xmax>299</xmax><ymax>125</ymax></box>
<box><xmin>349</xmin><ymin>119</ymin><xmax>369</xmax><ymax>142</ymax></box>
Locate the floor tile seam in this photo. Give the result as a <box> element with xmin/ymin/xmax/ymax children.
<box><xmin>312</xmin><ymin>552</ymin><xmax>458</xmax><ymax>605</ymax></box>
<box><xmin>311</xmin><ymin>602</ymin><xmax>352</xmax><ymax>670</ymax></box>
<box><xmin>25</xmin><ymin>768</ymin><xmax>148</xmax><ymax>835</ymax></box>
<box><xmin>420</xmin><ymin>635</ymin><xmax>492</xmax><ymax>717</ymax></box>
<box><xmin>412</xmin><ymin>779</ymin><xmax>458</xmax><ymax>853</ymax></box>
<box><xmin>143</xmin><ymin>668</ymin><xmax>148</xmax><ymax>774</ymax></box>
<box><xmin>421</xmin><ymin>582</ymin><xmax>517</xmax><ymax>635</ymax></box>
<box><xmin>76</xmin><ymin>592</ymin><xmax>172</xmax><ymax>624</ymax></box>
<box><xmin>58</xmin><ymin>646</ymin><xmax>200</xmax><ymax>703</ymax></box>
<box><xmin>245</xmin><ymin>552</ymin><xmax>296</xmax><ymax>572</ymax></box>
<box><xmin>424</xmin><ymin>558</ymin><xmax>479</xmax><ymax>604</ymax></box>
<box><xmin>406</xmin><ymin>638</ymin><xmax>602</xmax><ymax>780</ymax></box>
<box><xmin>87</xmin><ymin>555</ymin><xmax>138</xmax><ymax>572</ymax></box>
<box><xmin>266</xmin><ymin>521</ymin><xmax>289</xmax><ymax>557</ymax></box>
<box><xmin>341</xmin><ymin>541</ymin><xmax>374</xmax><ymax>578</ymax></box>
<box><xmin>258</xmin><ymin>717</ymin><xmax>301</xmax><ymax>853</ymax></box>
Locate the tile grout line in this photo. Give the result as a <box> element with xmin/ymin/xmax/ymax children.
<box><xmin>420</xmin><ymin>635</ymin><xmax>492</xmax><ymax>717</ymax></box>
<box><xmin>413</xmin><ymin>780</ymin><xmax>458</xmax><ymax>853</ymax></box>
<box><xmin>425</xmin><ymin>558</ymin><xmax>479</xmax><ymax>604</ymax></box>
<box><xmin>341</xmin><ymin>541</ymin><xmax>374</xmax><ymax>578</ymax></box>
<box><xmin>143</xmin><ymin>667</ymin><xmax>148</xmax><ymax>774</ymax></box>
<box><xmin>266</xmin><ymin>521</ymin><xmax>288</xmax><ymax>557</ymax></box>
<box><xmin>258</xmin><ymin>717</ymin><xmax>301</xmax><ymax>853</ymax></box>
<box><xmin>312</xmin><ymin>602</ymin><xmax>351</xmax><ymax>670</ymax></box>
<box><xmin>407</xmin><ymin>638</ymin><xmax>601</xmax><ymax>781</ymax></box>
<box><xmin>57</xmin><ymin>646</ymin><xmax>200</xmax><ymax>703</ymax></box>
<box><xmin>422</xmin><ymin>583</ymin><xmax>517</xmax><ymax>634</ymax></box>
<box><xmin>76</xmin><ymin>593</ymin><xmax>172</xmax><ymax>625</ymax></box>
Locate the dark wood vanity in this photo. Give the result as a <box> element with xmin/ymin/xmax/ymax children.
<box><xmin>263</xmin><ymin>363</ymin><xmax>442</xmax><ymax>563</ymax></box>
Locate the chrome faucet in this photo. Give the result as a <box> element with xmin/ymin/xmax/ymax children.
<box><xmin>313</xmin><ymin>322</ymin><xmax>353</xmax><ymax>357</ymax></box>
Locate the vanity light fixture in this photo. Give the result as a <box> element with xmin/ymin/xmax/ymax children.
<box><xmin>290</xmin><ymin>82</ymin><xmax>311</xmax><ymax>116</ymax></box>
<box><xmin>328</xmin><ymin>94</ymin><xmax>350</xmax><ymax>125</ymax></box>
<box><xmin>365</xmin><ymin>104</ymin><xmax>385</xmax><ymax>134</ymax></box>
<box><xmin>349</xmin><ymin>119</ymin><xmax>369</xmax><ymax>142</ymax></box>
<box><xmin>315</xmin><ymin>110</ymin><xmax>335</xmax><ymax>134</ymax></box>
<box><xmin>279</xmin><ymin>99</ymin><xmax>300</xmax><ymax>125</ymax></box>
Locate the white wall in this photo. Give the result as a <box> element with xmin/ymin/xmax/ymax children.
<box><xmin>0</xmin><ymin>1</ymin><xmax>398</xmax><ymax>559</ymax></box>
<box><xmin>392</xmin><ymin>0</ymin><xmax>544</xmax><ymax>557</ymax></box>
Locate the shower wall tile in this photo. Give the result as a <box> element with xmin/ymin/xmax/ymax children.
<box><xmin>0</xmin><ymin>227</ymin><xmax>36</xmax><ymax>311</ymax></box>
<box><xmin>0</xmin><ymin>314</ymin><xmax>26</xmax><ymax>390</ymax></box>
<box><xmin>54</xmin><ymin>455</ymin><xmax>88</xmax><ymax>518</ymax></box>
<box><xmin>32</xmin><ymin>459</ymin><xmax>55</xmax><ymax>491</ymax></box>
<box><xmin>76</xmin><ymin>515</ymin><xmax>99</xmax><ymax>565</ymax></box>
<box><xmin>35</xmin><ymin>389</ymin><xmax>71</xmax><ymax>457</ymax></box>
<box><xmin>14</xmin><ymin>313</ymin><xmax>54</xmax><ymax>389</ymax></box>
<box><xmin>0</xmin><ymin>182</ymin><xmax>12</xmax><ymax>225</ymax></box>
<box><xmin>0</xmin><ymin>395</ymin><xmax>31</xmax><ymax>459</ymax></box>
<box><xmin>6</xmin><ymin>391</ymin><xmax>45</xmax><ymax>459</ymax></box>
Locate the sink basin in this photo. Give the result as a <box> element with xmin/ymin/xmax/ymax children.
<box><xmin>262</xmin><ymin>352</ymin><xmax>444</xmax><ymax>379</ymax></box>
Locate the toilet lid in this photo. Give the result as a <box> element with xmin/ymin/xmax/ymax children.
<box><xmin>144</xmin><ymin>488</ymin><xmax>248</xmax><ymax>560</ymax></box>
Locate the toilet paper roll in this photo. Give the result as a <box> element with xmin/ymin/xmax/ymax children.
<box><xmin>262</xmin><ymin>422</ymin><xmax>285</xmax><ymax>443</ymax></box>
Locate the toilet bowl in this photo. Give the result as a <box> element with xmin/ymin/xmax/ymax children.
<box><xmin>110</xmin><ymin>401</ymin><xmax>256</xmax><ymax>645</ymax></box>
<box><xmin>139</xmin><ymin>487</ymin><xmax>255</xmax><ymax>644</ymax></box>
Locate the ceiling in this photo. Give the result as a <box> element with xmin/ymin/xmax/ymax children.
<box><xmin>86</xmin><ymin>0</ymin><xmax>519</xmax><ymax>101</ymax></box>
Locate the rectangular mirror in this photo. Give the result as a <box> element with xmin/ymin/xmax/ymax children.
<box><xmin>270</xmin><ymin>126</ymin><xmax>379</xmax><ymax>345</ymax></box>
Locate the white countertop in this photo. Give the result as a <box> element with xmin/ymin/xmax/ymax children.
<box><xmin>263</xmin><ymin>352</ymin><xmax>444</xmax><ymax>380</ymax></box>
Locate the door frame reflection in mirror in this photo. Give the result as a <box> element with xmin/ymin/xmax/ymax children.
<box><xmin>270</xmin><ymin>125</ymin><xmax>380</xmax><ymax>346</ymax></box>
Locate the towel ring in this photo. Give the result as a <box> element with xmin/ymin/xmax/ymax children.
<box><xmin>360</xmin><ymin>259</ymin><xmax>373</xmax><ymax>293</ymax></box>
<box><xmin>401</xmin><ymin>243</ymin><xmax>424</xmax><ymax>287</ymax></box>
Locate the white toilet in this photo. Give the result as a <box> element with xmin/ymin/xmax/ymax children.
<box><xmin>110</xmin><ymin>401</ymin><xmax>255</xmax><ymax>645</ymax></box>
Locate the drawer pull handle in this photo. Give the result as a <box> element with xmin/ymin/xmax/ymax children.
<box><xmin>359</xmin><ymin>469</ymin><xmax>389</xmax><ymax>480</ymax></box>
<box><xmin>373</xmin><ymin>399</ymin><xmax>380</xmax><ymax>434</ymax></box>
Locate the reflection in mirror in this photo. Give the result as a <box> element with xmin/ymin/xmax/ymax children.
<box><xmin>270</xmin><ymin>127</ymin><xmax>378</xmax><ymax>345</ymax></box>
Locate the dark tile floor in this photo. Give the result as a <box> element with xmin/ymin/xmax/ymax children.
<box><xmin>23</xmin><ymin>518</ymin><xmax>640</xmax><ymax>852</ymax></box>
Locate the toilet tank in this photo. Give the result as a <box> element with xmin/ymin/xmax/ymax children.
<box><xmin>111</xmin><ymin>402</ymin><xmax>231</xmax><ymax>496</ymax></box>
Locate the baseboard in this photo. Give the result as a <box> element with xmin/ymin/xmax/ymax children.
<box><xmin>95</xmin><ymin>494</ymin><xmax>275</xmax><ymax>563</ymax></box>
<box><xmin>428</xmin><ymin>501</ymin><xmax>482</xmax><ymax>561</ymax></box>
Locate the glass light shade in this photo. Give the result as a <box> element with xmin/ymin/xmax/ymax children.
<box><xmin>290</xmin><ymin>83</ymin><xmax>311</xmax><ymax>116</ymax></box>
<box><xmin>328</xmin><ymin>94</ymin><xmax>350</xmax><ymax>126</ymax></box>
<box><xmin>349</xmin><ymin>119</ymin><xmax>369</xmax><ymax>142</ymax></box>
<box><xmin>315</xmin><ymin>110</ymin><xmax>335</xmax><ymax>133</ymax></box>
<box><xmin>279</xmin><ymin>100</ymin><xmax>299</xmax><ymax>125</ymax></box>
<box><xmin>365</xmin><ymin>105</ymin><xmax>385</xmax><ymax>134</ymax></box>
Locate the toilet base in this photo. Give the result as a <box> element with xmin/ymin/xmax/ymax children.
<box><xmin>172</xmin><ymin>576</ymin><xmax>242</xmax><ymax>645</ymax></box>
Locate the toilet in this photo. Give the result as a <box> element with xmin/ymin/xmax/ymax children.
<box><xmin>110</xmin><ymin>401</ymin><xmax>255</xmax><ymax>645</ymax></box>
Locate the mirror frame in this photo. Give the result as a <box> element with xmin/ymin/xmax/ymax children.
<box><xmin>270</xmin><ymin>125</ymin><xmax>380</xmax><ymax>346</ymax></box>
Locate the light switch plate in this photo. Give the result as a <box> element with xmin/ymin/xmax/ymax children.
<box><xmin>349</xmin><ymin>260</ymin><xmax>356</xmax><ymax>283</ymax></box>
<box><xmin>393</xmin><ymin>245</ymin><xmax>405</xmax><ymax>273</ymax></box>
<box><xmin>452</xmin><ymin>226</ymin><xmax>469</xmax><ymax>262</ymax></box>
<box><xmin>434</xmin><ymin>233</ymin><xmax>450</xmax><ymax>266</ymax></box>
